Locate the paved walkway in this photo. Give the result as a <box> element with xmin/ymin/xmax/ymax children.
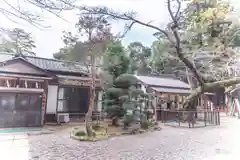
<box><xmin>1</xmin><ymin>115</ymin><xmax>240</xmax><ymax>160</ymax></box>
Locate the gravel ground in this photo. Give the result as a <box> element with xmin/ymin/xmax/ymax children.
<box><xmin>2</xmin><ymin>115</ymin><xmax>240</xmax><ymax>160</ymax></box>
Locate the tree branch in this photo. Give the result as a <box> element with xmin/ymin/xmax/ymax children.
<box><xmin>175</xmin><ymin>0</ymin><xmax>181</xmax><ymax>18</ymax></box>
<box><xmin>1</xmin><ymin>0</ymin><xmax>77</xmax><ymax>29</ymax></box>
<box><xmin>184</xmin><ymin>77</ymin><xmax>240</xmax><ymax>107</ymax></box>
<box><xmin>79</xmin><ymin>6</ymin><xmax>176</xmax><ymax>45</ymax></box>
<box><xmin>167</xmin><ymin>0</ymin><xmax>205</xmax><ymax>88</ymax></box>
<box><xmin>76</xmin><ymin>1</ymin><xmax>240</xmax><ymax>109</ymax></box>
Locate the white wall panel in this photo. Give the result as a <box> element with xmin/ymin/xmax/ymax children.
<box><xmin>46</xmin><ymin>85</ymin><xmax>58</xmax><ymax>114</ymax></box>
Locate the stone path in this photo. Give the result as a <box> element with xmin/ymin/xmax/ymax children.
<box><xmin>1</xmin><ymin>115</ymin><xmax>240</xmax><ymax>160</ymax></box>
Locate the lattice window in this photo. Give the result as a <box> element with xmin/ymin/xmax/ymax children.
<box><xmin>8</xmin><ymin>79</ymin><xmax>17</xmax><ymax>87</ymax></box>
<box><xmin>19</xmin><ymin>80</ymin><xmax>25</xmax><ymax>88</ymax></box>
<box><xmin>27</xmin><ymin>81</ymin><xmax>36</xmax><ymax>88</ymax></box>
<box><xmin>37</xmin><ymin>81</ymin><xmax>44</xmax><ymax>89</ymax></box>
<box><xmin>18</xmin><ymin>80</ymin><xmax>45</xmax><ymax>89</ymax></box>
<box><xmin>0</xmin><ymin>79</ymin><xmax>8</xmax><ymax>87</ymax></box>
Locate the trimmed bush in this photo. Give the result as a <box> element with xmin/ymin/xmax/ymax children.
<box><xmin>74</xmin><ymin>130</ymin><xmax>86</xmax><ymax>137</ymax></box>
<box><xmin>92</xmin><ymin>123</ymin><xmax>101</xmax><ymax>131</ymax></box>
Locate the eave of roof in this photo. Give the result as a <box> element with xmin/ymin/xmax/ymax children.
<box><xmin>25</xmin><ymin>56</ymin><xmax>90</xmax><ymax>75</ymax></box>
<box><xmin>136</xmin><ymin>75</ymin><xmax>191</xmax><ymax>89</ymax></box>
<box><xmin>151</xmin><ymin>87</ymin><xmax>190</xmax><ymax>94</ymax></box>
<box><xmin>0</xmin><ymin>53</ymin><xmax>90</xmax><ymax>75</ymax></box>
<box><xmin>0</xmin><ymin>57</ymin><xmax>57</xmax><ymax>78</ymax></box>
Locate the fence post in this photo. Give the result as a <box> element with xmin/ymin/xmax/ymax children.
<box><xmin>215</xmin><ymin>111</ymin><xmax>217</xmax><ymax>125</ymax></box>
<box><xmin>192</xmin><ymin>111</ymin><xmax>195</xmax><ymax>128</ymax></box>
<box><xmin>161</xmin><ymin>110</ymin><xmax>163</xmax><ymax>123</ymax></box>
<box><xmin>163</xmin><ymin>110</ymin><xmax>165</xmax><ymax>123</ymax></box>
<box><xmin>178</xmin><ymin>111</ymin><xmax>180</xmax><ymax>127</ymax></box>
<box><xmin>204</xmin><ymin>111</ymin><xmax>207</xmax><ymax>127</ymax></box>
<box><xmin>210</xmin><ymin>111</ymin><xmax>213</xmax><ymax>124</ymax></box>
<box><xmin>218</xmin><ymin>111</ymin><xmax>220</xmax><ymax>125</ymax></box>
<box><xmin>187</xmin><ymin>111</ymin><xmax>190</xmax><ymax>128</ymax></box>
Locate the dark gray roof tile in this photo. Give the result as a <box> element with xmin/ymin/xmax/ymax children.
<box><xmin>136</xmin><ymin>75</ymin><xmax>190</xmax><ymax>89</ymax></box>
<box><xmin>0</xmin><ymin>53</ymin><xmax>89</xmax><ymax>74</ymax></box>
<box><xmin>26</xmin><ymin>56</ymin><xmax>89</xmax><ymax>74</ymax></box>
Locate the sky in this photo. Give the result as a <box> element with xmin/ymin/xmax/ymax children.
<box><xmin>0</xmin><ymin>0</ymin><xmax>240</xmax><ymax>58</ymax></box>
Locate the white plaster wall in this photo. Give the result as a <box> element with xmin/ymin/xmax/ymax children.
<box><xmin>46</xmin><ymin>85</ymin><xmax>58</xmax><ymax>114</ymax></box>
<box><xmin>97</xmin><ymin>91</ymin><xmax>102</xmax><ymax>112</ymax></box>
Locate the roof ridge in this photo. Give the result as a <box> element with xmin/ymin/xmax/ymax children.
<box><xmin>1</xmin><ymin>53</ymin><xmax>93</xmax><ymax>67</ymax></box>
<box><xmin>25</xmin><ymin>55</ymin><xmax>87</xmax><ymax>66</ymax></box>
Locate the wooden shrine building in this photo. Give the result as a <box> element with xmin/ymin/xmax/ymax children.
<box><xmin>0</xmin><ymin>55</ymin><xmax>102</xmax><ymax>128</ymax></box>
<box><xmin>135</xmin><ymin>75</ymin><xmax>216</xmax><ymax>120</ymax></box>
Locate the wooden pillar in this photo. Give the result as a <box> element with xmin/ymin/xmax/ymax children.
<box><xmin>204</xmin><ymin>95</ymin><xmax>207</xmax><ymax>111</ymax></box>
<box><xmin>152</xmin><ymin>93</ymin><xmax>157</xmax><ymax>120</ymax></box>
<box><xmin>42</xmin><ymin>80</ymin><xmax>48</xmax><ymax>125</ymax></box>
<box><xmin>200</xmin><ymin>95</ymin><xmax>203</xmax><ymax>109</ymax></box>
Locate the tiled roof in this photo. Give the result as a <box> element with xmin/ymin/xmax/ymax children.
<box><xmin>136</xmin><ymin>75</ymin><xmax>190</xmax><ymax>89</ymax></box>
<box><xmin>0</xmin><ymin>53</ymin><xmax>89</xmax><ymax>74</ymax></box>
<box><xmin>25</xmin><ymin>56</ymin><xmax>89</xmax><ymax>74</ymax></box>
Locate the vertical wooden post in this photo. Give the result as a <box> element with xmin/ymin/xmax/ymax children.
<box><xmin>214</xmin><ymin>111</ymin><xmax>217</xmax><ymax>125</ymax></box>
<box><xmin>218</xmin><ymin>111</ymin><xmax>220</xmax><ymax>125</ymax></box>
<box><xmin>210</xmin><ymin>111</ymin><xmax>213</xmax><ymax>124</ymax></box>
<box><xmin>153</xmin><ymin>93</ymin><xmax>157</xmax><ymax>121</ymax></box>
<box><xmin>41</xmin><ymin>80</ymin><xmax>48</xmax><ymax>126</ymax></box>
<box><xmin>204</xmin><ymin>95</ymin><xmax>207</xmax><ymax>111</ymax></box>
<box><xmin>178</xmin><ymin>111</ymin><xmax>181</xmax><ymax>127</ymax></box>
<box><xmin>204</xmin><ymin>111</ymin><xmax>207</xmax><ymax>127</ymax></box>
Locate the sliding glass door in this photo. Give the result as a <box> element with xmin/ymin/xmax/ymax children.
<box><xmin>57</xmin><ymin>87</ymin><xmax>70</xmax><ymax>112</ymax></box>
<box><xmin>0</xmin><ymin>93</ymin><xmax>42</xmax><ymax>128</ymax></box>
<box><xmin>57</xmin><ymin>87</ymin><xmax>90</xmax><ymax>113</ymax></box>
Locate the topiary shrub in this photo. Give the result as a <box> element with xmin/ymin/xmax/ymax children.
<box><xmin>115</xmin><ymin>74</ymin><xmax>138</xmax><ymax>88</ymax></box>
<box><xmin>123</xmin><ymin>114</ymin><xmax>134</xmax><ymax>128</ymax></box>
<box><xmin>74</xmin><ymin>130</ymin><xmax>86</xmax><ymax>137</ymax></box>
<box><xmin>105</xmin><ymin>88</ymin><xmax>124</xmax><ymax>99</ymax></box>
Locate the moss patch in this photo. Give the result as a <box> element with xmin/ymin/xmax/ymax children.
<box><xmin>70</xmin><ymin>121</ymin><xmax>161</xmax><ymax>142</ymax></box>
<box><xmin>71</xmin><ymin>134</ymin><xmax>108</xmax><ymax>142</ymax></box>
<box><xmin>71</xmin><ymin>126</ymin><xmax>108</xmax><ymax>142</ymax></box>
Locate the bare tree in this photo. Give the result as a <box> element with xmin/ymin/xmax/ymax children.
<box><xmin>1</xmin><ymin>0</ymin><xmax>76</xmax><ymax>28</ymax></box>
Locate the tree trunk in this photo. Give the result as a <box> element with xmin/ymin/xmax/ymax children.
<box><xmin>85</xmin><ymin>94</ymin><xmax>94</xmax><ymax>137</ymax></box>
<box><xmin>111</xmin><ymin>116</ymin><xmax>119</xmax><ymax>126</ymax></box>
<box><xmin>85</xmin><ymin>54</ymin><xmax>96</xmax><ymax>137</ymax></box>
<box><xmin>185</xmin><ymin>67</ymin><xmax>196</xmax><ymax>90</ymax></box>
